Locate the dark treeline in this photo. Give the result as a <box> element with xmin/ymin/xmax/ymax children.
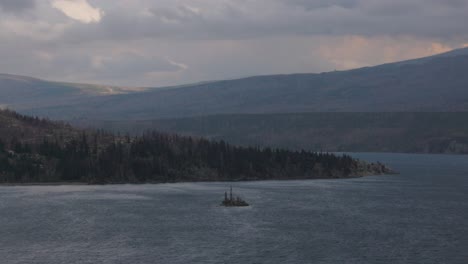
<box><xmin>0</xmin><ymin>110</ymin><xmax>391</xmax><ymax>184</ymax></box>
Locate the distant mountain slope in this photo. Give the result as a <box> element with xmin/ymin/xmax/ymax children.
<box><xmin>0</xmin><ymin>74</ymin><xmax>145</xmax><ymax>110</ymax></box>
<box><xmin>393</xmin><ymin>46</ymin><xmax>468</xmax><ymax>66</ymax></box>
<box><xmin>18</xmin><ymin>47</ymin><xmax>468</xmax><ymax>120</ymax></box>
<box><xmin>2</xmin><ymin>47</ymin><xmax>468</xmax><ymax>120</ymax></box>
<box><xmin>0</xmin><ymin>74</ymin><xmax>80</xmax><ymax>109</ymax></box>
<box><xmin>74</xmin><ymin>112</ymin><xmax>468</xmax><ymax>154</ymax></box>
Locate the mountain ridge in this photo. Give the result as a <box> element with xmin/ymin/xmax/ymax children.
<box><xmin>2</xmin><ymin>47</ymin><xmax>468</xmax><ymax>120</ymax></box>
<box><xmin>3</xmin><ymin>46</ymin><xmax>468</xmax><ymax>94</ymax></box>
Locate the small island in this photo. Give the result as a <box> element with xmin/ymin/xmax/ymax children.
<box><xmin>222</xmin><ymin>187</ymin><xmax>249</xmax><ymax>207</ymax></box>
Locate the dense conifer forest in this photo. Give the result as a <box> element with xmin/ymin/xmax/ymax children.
<box><xmin>0</xmin><ymin>110</ymin><xmax>392</xmax><ymax>184</ymax></box>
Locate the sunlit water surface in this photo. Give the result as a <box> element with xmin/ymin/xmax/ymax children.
<box><xmin>0</xmin><ymin>153</ymin><xmax>467</xmax><ymax>264</ymax></box>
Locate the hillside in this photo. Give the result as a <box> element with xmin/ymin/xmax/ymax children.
<box><xmin>0</xmin><ymin>48</ymin><xmax>467</xmax><ymax>120</ymax></box>
<box><xmin>0</xmin><ymin>73</ymin><xmax>146</xmax><ymax>111</ymax></box>
<box><xmin>0</xmin><ymin>110</ymin><xmax>391</xmax><ymax>184</ymax></box>
<box><xmin>0</xmin><ymin>109</ymin><xmax>77</xmax><ymax>143</ymax></box>
<box><xmin>8</xmin><ymin>47</ymin><xmax>468</xmax><ymax>120</ymax></box>
<box><xmin>74</xmin><ymin>112</ymin><xmax>468</xmax><ymax>154</ymax></box>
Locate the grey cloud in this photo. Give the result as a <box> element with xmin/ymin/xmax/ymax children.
<box><xmin>0</xmin><ymin>0</ymin><xmax>35</xmax><ymax>13</ymax></box>
<box><xmin>288</xmin><ymin>0</ymin><xmax>358</xmax><ymax>10</ymax></box>
<box><xmin>0</xmin><ymin>37</ymin><xmax>186</xmax><ymax>86</ymax></box>
<box><xmin>91</xmin><ymin>53</ymin><xmax>185</xmax><ymax>79</ymax></box>
<box><xmin>149</xmin><ymin>5</ymin><xmax>203</xmax><ymax>23</ymax></box>
<box><xmin>431</xmin><ymin>0</ymin><xmax>467</xmax><ymax>8</ymax></box>
<box><xmin>56</xmin><ymin>0</ymin><xmax>468</xmax><ymax>44</ymax></box>
<box><xmin>0</xmin><ymin>41</ymin><xmax>92</xmax><ymax>81</ymax></box>
<box><xmin>288</xmin><ymin>0</ymin><xmax>466</xmax><ymax>11</ymax></box>
<box><xmin>362</xmin><ymin>1</ymin><xmax>422</xmax><ymax>16</ymax></box>
<box><xmin>1</xmin><ymin>0</ymin><xmax>468</xmax><ymax>87</ymax></box>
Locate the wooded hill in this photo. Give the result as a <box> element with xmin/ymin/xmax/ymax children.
<box><xmin>86</xmin><ymin>112</ymin><xmax>468</xmax><ymax>154</ymax></box>
<box><xmin>0</xmin><ymin>110</ymin><xmax>391</xmax><ymax>184</ymax></box>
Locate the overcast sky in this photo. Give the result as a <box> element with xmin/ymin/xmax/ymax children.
<box><xmin>1</xmin><ymin>0</ymin><xmax>468</xmax><ymax>87</ymax></box>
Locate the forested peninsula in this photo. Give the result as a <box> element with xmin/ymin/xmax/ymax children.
<box><xmin>0</xmin><ymin>110</ymin><xmax>393</xmax><ymax>184</ymax></box>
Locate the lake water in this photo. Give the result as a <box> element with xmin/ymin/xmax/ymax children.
<box><xmin>0</xmin><ymin>153</ymin><xmax>467</xmax><ymax>264</ymax></box>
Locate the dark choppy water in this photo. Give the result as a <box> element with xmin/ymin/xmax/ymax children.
<box><xmin>0</xmin><ymin>153</ymin><xmax>467</xmax><ymax>264</ymax></box>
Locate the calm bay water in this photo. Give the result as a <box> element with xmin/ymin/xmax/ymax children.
<box><xmin>0</xmin><ymin>153</ymin><xmax>467</xmax><ymax>264</ymax></box>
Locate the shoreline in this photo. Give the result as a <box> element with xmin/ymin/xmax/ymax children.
<box><xmin>0</xmin><ymin>173</ymin><xmax>396</xmax><ymax>187</ymax></box>
<box><xmin>0</xmin><ymin>182</ymin><xmax>89</xmax><ymax>187</ymax></box>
